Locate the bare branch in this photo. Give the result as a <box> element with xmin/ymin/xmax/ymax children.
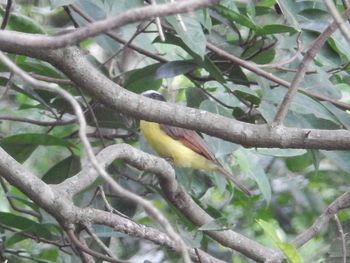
<box><xmin>272</xmin><ymin>8</ymin><xmax>350</xmax><ymax>125</ymax></box>
<box><xmin>84</xmin><ymin>224</ymin><xmax>114</xmax><ymax>258</ymax></box>
<box><xmin>0</xmin><ymin>115</ymin><xmax>76</xmax><ymax>126</ymax></box>
<box><xmin>66</xmin><ymin>228</ymin><xmax>130</xmax><ymax>263</ymax></box>
<box><xmin>0</xmin><ymin>0</ymin><xmax>218</xmax><ymax>49</ymax></box>
<box><xmin>206</xmin><ymin>42</ymin><xmax>350</xmax><ymax>111</ymax></box>
<box><xmin>29</xmin><ymin>72</ymin><xmax>73</xmax><ymax>85</ymax></box>
<box><xmin>257</xmin><ymin>33</ymin><xmax>302</xmax><ymax>69</ymax></box>
<box><xmin>0</xmin><ymin>147</ymin><xmax>227</xmax><ymax>263</ymax></box>
<box><xmin>334</xmin><ymin>214</ymin><xmax>347</xmax><ymax>263</ymax></box>
<box><xmin>1</xmin><ymin>0</ymin><xmax>12</xmax><ymax>30</ymax></box>
<box><xmin>325</xmin><ymin>0</ymin><xmax>350</xmax><ymax>45</ymax></box>
<box><xmin>59</xmin><ymin>144</ymin><xmax>282</xmax><ymax>262</ymax></box>
<box><xmin>292</xmin><ymin>191</ymin><xmax>350</xmax><ymax>248</ymax></box>
<box><xmin>0</xmin><ymin>177</ymin><xmax>41</xmax><ymax>218</ymax></box>
<box><xmin>69</xmin><ymin>4</ymin><xmax>167</xmax><ymax>63</ymax></box>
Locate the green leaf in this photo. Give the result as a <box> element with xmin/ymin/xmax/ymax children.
<box><xmin>256</xmin><ymin>219</ymin><xmax>280</xmax><ymax>243</ymax></box>
<box><xmin>154</xmin><ymin>34</ymin><xmax>225</xmax><ymax>83</ymax></box>
<box><xmin>198</xmin><ymin>217</ymin><xmax>232</xmax><ymax>231</ymax></box>
<box><xmin>214</xmin><ymin>4</ymin><xmax>258</xmax><ymax>30</ymax></box>
<box><xmin>321</xmin><ymin>101</ymin><xmax>350</xmax><ymax>129</ymax></box>
<box><xmin>42</xmin><ymin>155</ymin><xmax>81</xmax><ymax>184</ymax></box>
<box><xmin>0</xmin><ymin>9</ymin><xmax>45</xmax><ymax>34</ymax></box>
<box><xmin>5</xmin><ymin>193</ymin><xmax>40</xmax><ymax>212</ymax></box>
<box><xmin>155</xmin><ymin>60</ymin><xmax>198</xmax><ymax>79</ymax></box>
<box><xmin>50</xmin><ymin>0</ymin><xmax>76</xmax><ymax>9</ymax></box>
<box><xmin>4</xmin><ymin>232</ymin><xmax>27</xmax><ymax>247</ymax></box>
<box><xmin>167</xmin><ymin>14</ymin><xmax>207</xmax><ymax>58</ymax></box>
<box><xmin>255</xmin><ymin>148</ymin><xmax>306</xmax><ymax>157</ymax></box>
<box><xmin>231</xmin><ymin>84</ymin><xmax>260</xmax><ymax>105</ymax></box>
<box><xmin>234</xmin><ymin>148</ymin><xmax>271</xmax><ymax>203</ymax></box>
<box><xmin>0</xmin><ymin>212</ymin><xmax>52</xmax><ymax>240</ymax></box>
<box><xmin>263</xmin><ymin>88</ymin><xmax>338</xmax><ymax>123</ymax></box>
<box><xmin>257</xmin><ymin>219</ymin><xmax>303</xmax><ymax>263</ymax></box>
<box><xmin>321</xmin><ymin>150</ymin><xmax>350</xmax><ymax>174</ymax></box>
<box><xmin>124</xmin><ymin>64</ymin><xmax>163</xmax><ymax>93</ymax></box>
<box><xmin>0</xmin><ymin>133</ymin><xmax>76</xmax><ymax>162</ymax></box>
<box><xmin>275</xmin><ymin>0</ymin><xmax>301</xmax><ymax>30</ymax></box>
<box><xmin>186</xmin><ymin>87</ymin><xmax>208</xmax><ymax>108</ymax></box>
<box><xmin>257</xmin><ymin>24</ymin><xmax>298</xmax><ymax>36</ymax></box>
<box><xmin>86</xmin><ymin>105</ymin><xmax>129</xmax><ymax>129</ymax></box>
<box><xmin>286</xmin><ymin>152</ymin><xmax>311</xmax><ymax>172</ymax></box>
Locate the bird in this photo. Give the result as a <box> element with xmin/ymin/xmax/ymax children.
<box><xmin>139</xmin><ymin>90</ymin><xmax>252</xmax><ymax>197</ymax></box>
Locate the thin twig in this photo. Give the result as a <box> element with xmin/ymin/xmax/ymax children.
<box><xmin>84</xmin><ymin>224</ymin><xmax>114</xmax><ymax>258</ymax></box>
<box><xmin>100</xmin><ymin>20</ymin><xmax>154</xmax><ymax>68</ymax></box>
<box><xmin>325</xmin><ymin>0</ymin><xmax>350</xmax><ymax>45</ymax></box>
<box><xmin>66</xmin><ymin>228</ymin><xmax>130</xmax><ymax>263</ymax></box>
<box><xmin>150</xmin><ymin>0</ymin><xmax>165</xmax><ymax>41</ymax></box>
<box><xmin>29</xmin><ymin>72</ymin><xmax>73</xmax><ymax>85</ymax></box>
<box><xmin>206</xmin><ymin>42</ymin><xmax>350</xmax><ymax>111</ymax></box>
<box><xmin>170</xmin><ymin>0</ymin><xmax>187</xmax><ymax>31</ymax></box>
<box><xmin>0</xmin><ymin>222</ymin><xmax>70</xmax><ymax>252</ymax></box>
<box><xmin>0</xmin><ymin>0</ymin><xmax>218</xmax><ymax>49</ymax></box>
<box><xmin>272</xmin><ymin>8</ymin><xmax>350</xmax><ymax>125</ymax></box>
<box><xmin>63</xmin><ymin>5</ymin><xmax>79</xmax><ymax>28</ymax></box>
<box><xmin>0</xmin><ymin>116</ymin><xmax>76</xmax><ymax>126</ymax></box>
<box><xmin>0</xmin><ymin>71</ymin><xmax>13</xmax><ymax>100</ymax></box>
<box><xmin>257</xmin><ymin>33</ymin><xmax>302</xmax><ymax>69</ymax></box>
<box><xmin>1</xmin><ymin>0</ymin><xmax>12</xmax><ymax>30</ymax></box>
<box><xmin>0</xmin><ymin>177</ymin><xmax>42</xmax><ymax>218</ymax></box>
<box><xmin>69</xmin><ymin>4</ymin><xmax>167</xmax><ymax>63</ymax></box>
<box><xmin>334</xmin><ymin>214</ymin><xmax>347</xmax><ymax>263</ymax></box>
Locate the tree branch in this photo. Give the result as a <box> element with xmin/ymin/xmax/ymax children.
<box><xmin>58</xmin><ymin>144</ymin><xmax>283</xmax><ymax>262</ymax></box>
<box><xmin>1</xmin><ymin>44</ymin><xmax>350</xmax><ymax>150</ymax></box>
<box><xmin>292</xmin><ymin>191</ymin><xmax>350</xmax><ymax>248</ymax></box>
<box><xmin>206</xmin><ymin>42</ymin><xmax>350</xmax><ymax>111</ymax></box>
<box><xmin>0</xmin><ymin>145</ymin><xmax>227</xmax><ymax>263</ymax></box>
<box><xmin>0</xmin><ymin>0</ymin><xmax>218</xmax><ymax>49</ymax></box>
<box><xmin>0</xmin><ymin>115</ymin><xmax>76</xmax><ymax>126</ymax></box>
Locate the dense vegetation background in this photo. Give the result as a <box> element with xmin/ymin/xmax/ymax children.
<box><xmin>0</xmin><ymin>0</ymin><xmax>350</xmax><ymax>262</ymax></box>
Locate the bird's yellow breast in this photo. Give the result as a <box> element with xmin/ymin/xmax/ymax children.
<box><xmin>140</xmin><ymin>120</ymin><xmax>215</xmax><ymax>171</ymax></box>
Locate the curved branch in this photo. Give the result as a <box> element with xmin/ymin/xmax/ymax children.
<box><xmin>66</xmin><ymin>228</ymin><xmax>130</xmax><ymax>263</ymax></box>
<box><xmin>0</xmin><ymin>0</ymin><xmax>218</xmax><ymax>49</ymax></box>
<box><xmin>292</xmin><ymin>191</ymin><xmax>350</xmax><ymax>248</ymax></box>
<box><xmin>59</xmin><ymin>144</ymin><xmax>283</xmax><ymax>262</ymax></box>
<box><xmin>0</xmin><ymin>145</ymin><xmax>227</xmax><ymax>263</ymax></box>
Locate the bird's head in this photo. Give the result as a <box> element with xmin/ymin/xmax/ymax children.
<box><xmin>141</xmin><ymin>90</ymin><xmax>166</xmax><ymax>101</ymax></box>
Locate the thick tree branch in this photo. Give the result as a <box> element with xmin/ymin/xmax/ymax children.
<box><xmin>0</xmin><ymin>0</ymin><xmax>218</xmax><ymax>49</ymax></box>
<box><xmin>59</xmin><ymin>144</ymin><xmax>283</xmax><ymax>262</ymax></box>
<box><xmin>292</xmin><ymin>191</ymin><xmax>350</xmax><ymax>248</ymax></box>
<box><xmin>1</xmin><ymin>45</ymin><xmax>350</xmax><ymax>150</ymax></box>
<box><xmin>78</xmin><ymin>208</ymin><xmax>226</xmax><ymax>263</ymax></box>
<box><xmin>0</xmin><ymin>147</ymin><xmax>226</xmax><ymax>263</ymax></box>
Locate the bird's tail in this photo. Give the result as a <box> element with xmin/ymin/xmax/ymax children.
<box><xmin>215</xmin><ymin>165</ymin><xmax>252</xmax><ymax>197</ymax></box>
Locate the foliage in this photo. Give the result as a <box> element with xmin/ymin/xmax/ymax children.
<box><xmin>0</xmin><ymin>0</ymin><xmax>350</xmax><ymax>262</ymax></box>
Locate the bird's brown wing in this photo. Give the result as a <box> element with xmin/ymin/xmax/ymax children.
<box><xmin>160</xmin><ymin>124</ymin><xmax>217</xmax><ymax>162</ymax></box>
